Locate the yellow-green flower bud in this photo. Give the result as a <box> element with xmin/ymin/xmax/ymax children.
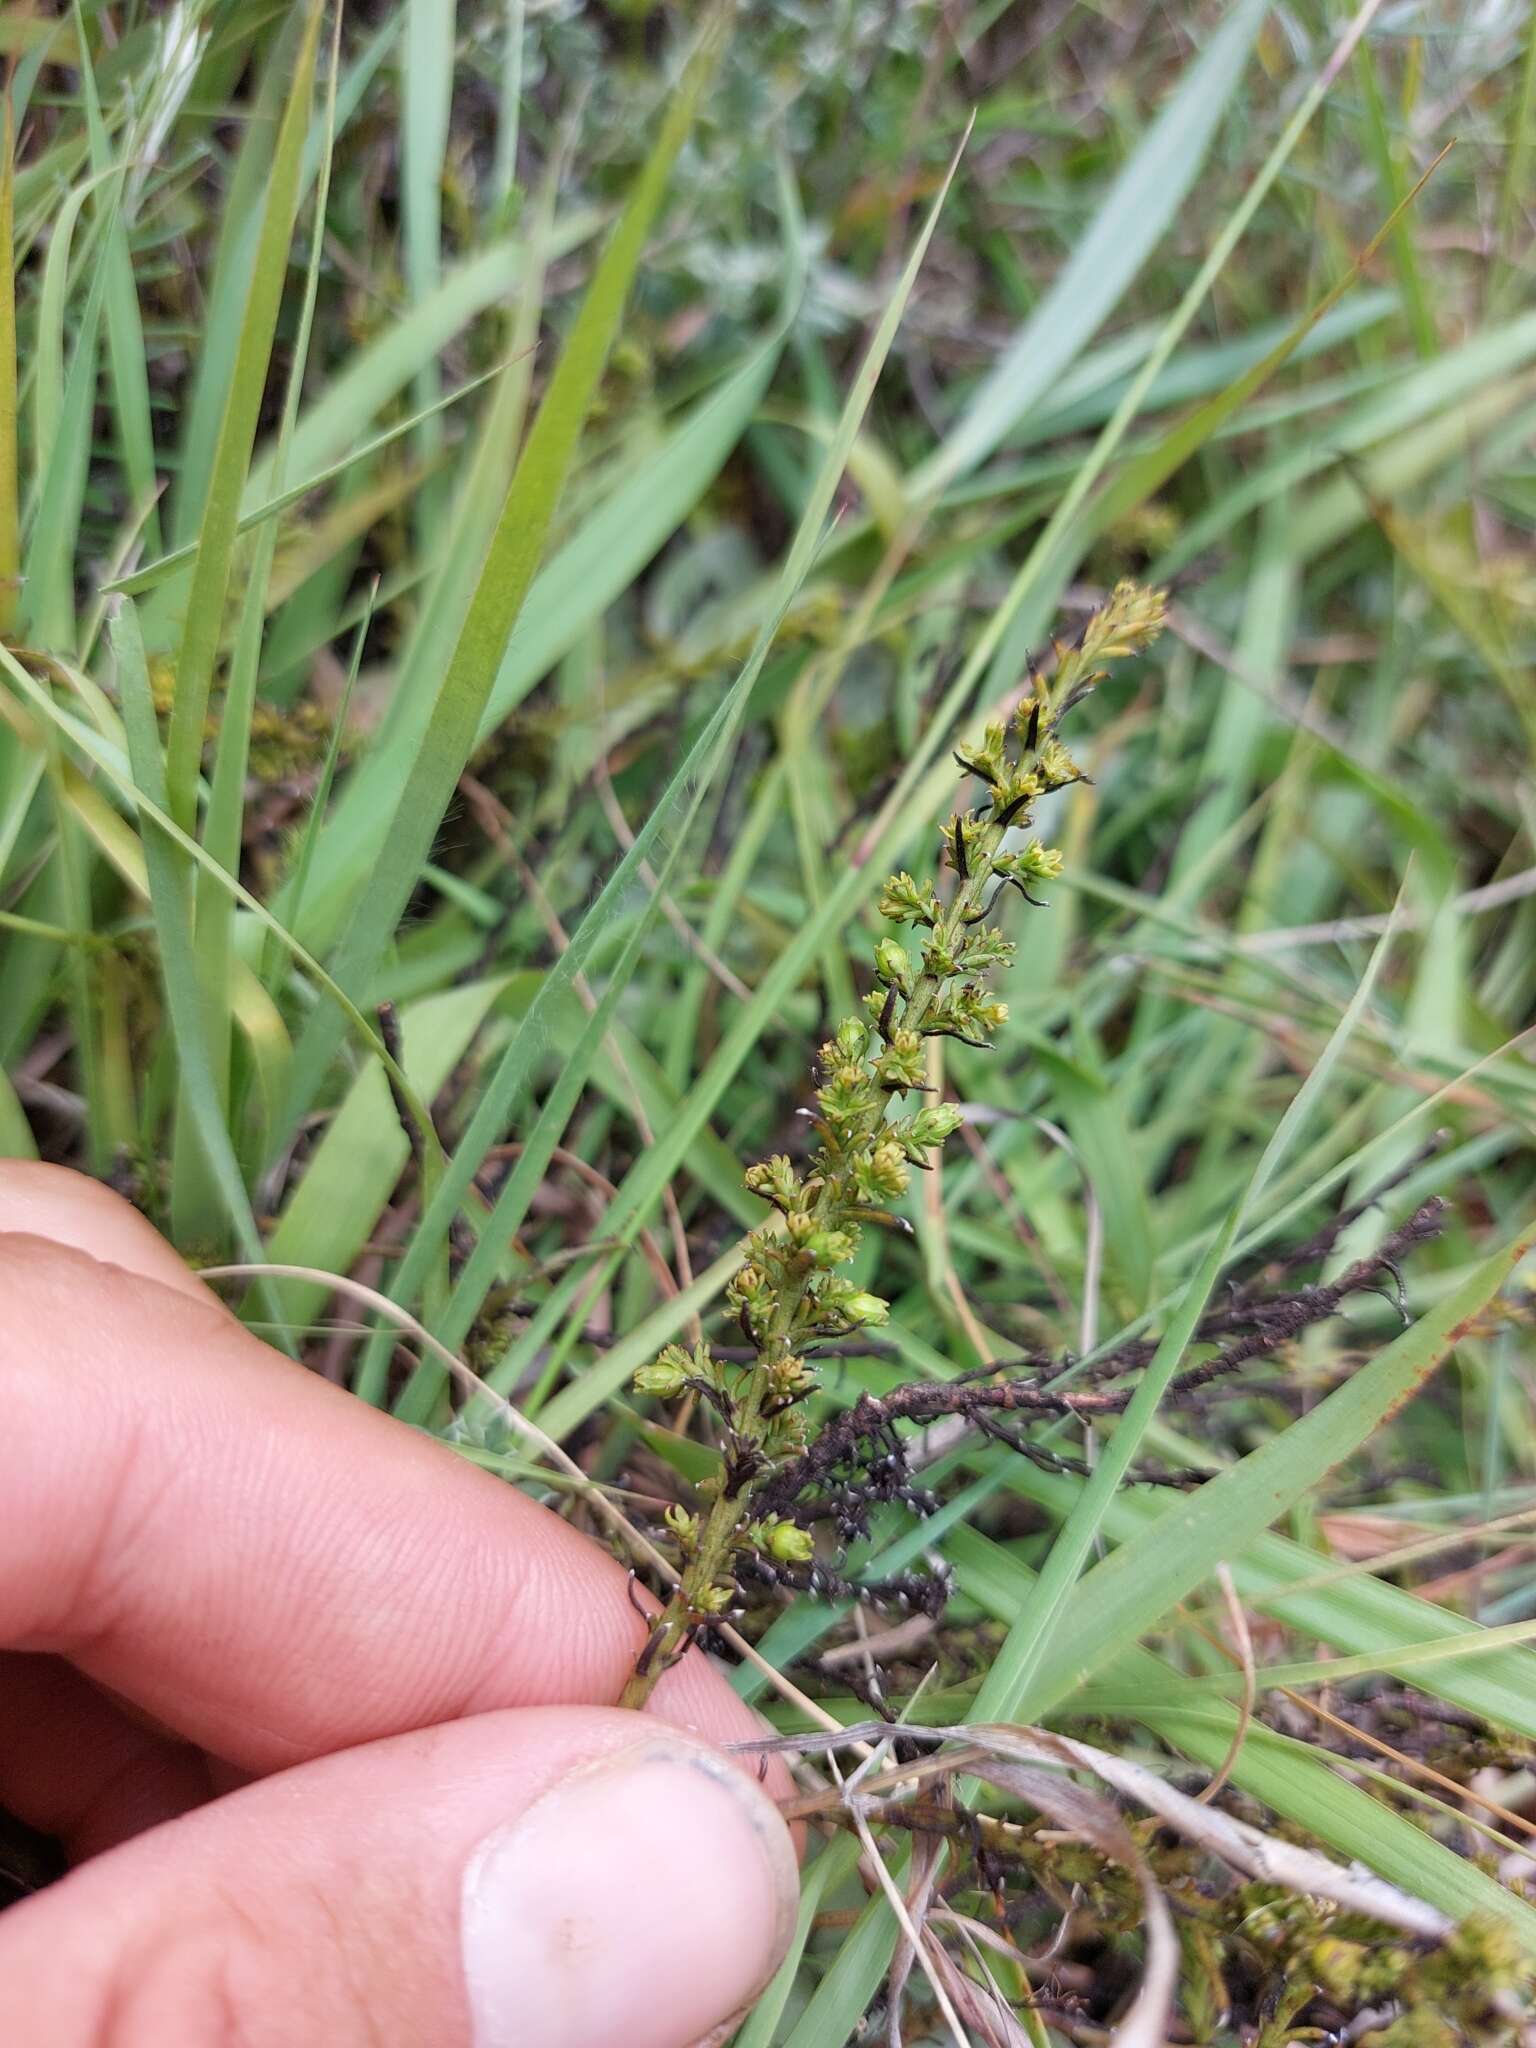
<box><xmin>878</xmin><ymin>871</ymin><xmax>939</xmax><ymax>926</ymax></box>
<box><xmin>818</xmin><ymin>1065</ymin><xmax>877</xmax><ymax>1123</ymax></box>
<box><xmin>853</xmin><ymin>1140</ymin><xmax>909</xmax><ymax>1202</ymax></box>
<box><xmin>953</xmin><ymin>722</ymin><xmax>1008</xmax><ymax>787</ymax></box>
<box><xmin>875</xmin><ymin>1033</ymin><xmax>925</xmax><ymax>1090</ymax></box>
<box><xmin>804</xmin><ymin>1227</ymin><xmax>857</xmax><ymax>1268</ymax></box>
<box><xmin>766</xmin><ymin>1352</ymin><xmax>814</xmax><ymax>1398</ymax></box>
<box><xmin>1019</xmin><ymin>839</ymin><xmax>1064</xmax><ymax>882</ymax></box>
<box><xmin>634</xmin><ymin>1353</ymin><xmax>689</xmax><ymax>1399</ymax></box>
<box><xmin>744</xmin><ymin>1154</ymin><xmax>801</xmax><ymax>1211</ymax></box>
<box><xmin>1035</xmin><ymin>736</ymin><xmax>1083</xmax><ymax>790</ymax></box>
<box><xmin>908</xmin><ymin>1103</ymin><xmax>964</xmax><ymax>1149</ymax></box>
<box><xmin>833</xmin><ymin>1016</ymin><xmax>869</xmax><ymax>1061</ymax></box>
<box><xmin>765</xmin><ymin>1520</ymin><xmax>814</xmax><ymax>1564</ymax></box>
<box><xmin>874</xmin><ymin>937</ymin><xmax>912</xmax><ymax>992</ymax></box>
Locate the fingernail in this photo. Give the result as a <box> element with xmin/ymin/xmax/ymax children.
<box><xmin>462</xmin><ymin>1737</ymin><xmax>798</xmax><ymax>2048</ymax></box>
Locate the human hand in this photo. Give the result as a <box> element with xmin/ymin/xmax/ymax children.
<box><xmin>0</xmin><ymin>1164</ymin><xmax>797</xmax><ymax>2047</ymax></box>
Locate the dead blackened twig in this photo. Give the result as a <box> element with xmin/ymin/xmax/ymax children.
<box><xmin>754</xmin><ymin>1200</ymin><xmax>1448</xmax><ymax>1537</ymax></box>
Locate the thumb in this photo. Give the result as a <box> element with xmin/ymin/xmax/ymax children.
<box><xmin>0</xmin><ymin>1706</ymin><xmax>798</xmax><ymax>2048</ymax></box>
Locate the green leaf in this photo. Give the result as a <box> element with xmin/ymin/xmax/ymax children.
<box><xmin>181</xmin><ymin>0</ymin><xmax>345</xmax><ymax>1226</ymax></box>
<box><xmin>281</xmin><ymin>14</ymin><xmax>728</xmax><ymax>1115</ymax></box>
<box><xmin>912</xmin><ymin>0</ymin><xmax>1269</xmax><ymax>493</ymax></box>
<box><xmin>387</xmin><ymin>131</ymin><xmax>970</xmax><ymax>1389</ymax></box>
<box><xmin>0</xmin><ymin>94</ymin><xmax>18</xmax><ymax>639</ymax></box>
<box><xmin>1024</xmin><ymin>1222</ymin><xmax>1536</xmax><ymax>1721</ymax></box>
<box><xmin>166</xmin><ymin>3</ymin><xmax>320</xmax><ymax>552</ymax></box>
<box><xmin>75</xmin><ymin>0</ymin><xmax>161</xmax><ymax>555</ymax></box>
<box><xmin>401</xmin><ymin>0</ymin><xmax>456</xmax><ymax>510</ymax></box>
<box><xmin>292</xmin><ymin>302</ymin><xmax>795</xmax><ymax>951</ymax></box>
<box><xmin>1030</xmin><ymin>1040</ymin><xmax>1155</xmax><ymax>1309</ymax></box>
<box><xmin>265</xmin><ymin>976</ymin><xmax>503</xmax><ymax>1356</ymax></box>
<box><xmin>735</xmin><ymin>1843</ymin><xmax>856</xmax><ymax>2048</ymax></box>
<box><xmin>972</xmin><ymin>900</ymin><xmax>1406</xmax><ymax>1727</ymax></box>
<box><xmin>163</xmin><ymin>0</ymin><xmax>326</xmax><ymax>831</ymax></box>
<box><xmin>943</xmin><ymin>1524</ymin><xmax>1536</xmax><ymax>1952</ymax></box>
<box><xmin>23</xmin><ymin>165</ymin><xmax>118</xmax><ymax>648</ymax></box>
<box><xmin>107</xmin><ymin>601</ymin><xmax>274</xmax><ymax>1284</ymax></box>
<box><xmin>0</xmin><ymin>1060</ymin><xmax>34</xmax><ymax>1159</ymax></box>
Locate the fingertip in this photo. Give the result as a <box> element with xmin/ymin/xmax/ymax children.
<box><xmin>0</xmin><ymin>1162</ymin><xmax>216</xmax><ymax>1304</ymax></box>
<box><xmin>462</xmin><ymin>1726</ymin><xmax>797</xmax><ymax>2048</ymax></box>
<box><xmin>0</xmin><ymin>1708</ymin><xmax>797</xmax><ymax>2048</ymax></box>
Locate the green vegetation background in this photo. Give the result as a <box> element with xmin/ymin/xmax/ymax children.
<box><xmin>2</xmin><ymin>2</ymin><xmax>1535</xmax><ymax>2038</ymax></box>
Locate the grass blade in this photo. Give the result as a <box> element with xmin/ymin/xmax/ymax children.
<box><xmin>163</xmin><ymin>0</ymin><xmax>325</xmax><ymax>831</ymax></box>
<box><xmin>292</xmin><ymin>275</ymin><xmax>794</xmax><ymax>950</ymax></box>
<box><xmin>913</xmin><ymin>0</ymin><xmax>1268</xmax><ymax>494</ymax></box>
<box><xmin>974</xmin><ymin>901</ymin><xmax>1408</xmax><ymax>1724</ymax></box>
<box><xmin>387</xmin><ymin>133</ymin><xmax>969</xmax><ymax>1377</ymax></box>
<box><xmin>402</xmin><ymin>0</ymin><xmax>456</xmax><ymax>529</ymax></box>
<box><xmin>0</xmin><ymin>92</ymin><xmax>17</xmax><ymax>639</ymax></box>
<box><xmin>282</xmin><ymin>14</ymin><xmax>728</xmax><ymax>1120</ymax></box>
<box><xmin>109</xmin><ymin>600</ymin><xmax>274</xmax><ymax>1280</ymax></box>
<box><xmin>1022</xmin><ymin>1224</ymin><xmax>1536</xmax><ymax>1722</ymax></box>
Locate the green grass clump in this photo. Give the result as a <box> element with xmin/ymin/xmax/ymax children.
<box><xmin>3</xmin><ymin>3</ymin><xmax>1536</xmax><ymax>2041</ymax></box>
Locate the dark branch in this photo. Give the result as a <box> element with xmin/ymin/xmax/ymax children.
<box><xmin>756</xmin><ymin>1200</ymin><xmax>1447</xmax><ymax>1523</ymax></box>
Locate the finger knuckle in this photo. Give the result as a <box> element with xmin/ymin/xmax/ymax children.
<box><xmin>93</xmin><ymin>1905</ymin><xmax>266</xmax><ymax>2048</ymax></box>
<box><xmin>91</xmin><ymin>1880</ymin><xmax>390</xmax><ymax>2048</ymax></box>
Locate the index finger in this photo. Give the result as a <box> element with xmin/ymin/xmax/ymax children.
<box><xmin>0</xmin><ymin>1166</ymin><xmax>770</xmax><ymax>1771</ymax></box>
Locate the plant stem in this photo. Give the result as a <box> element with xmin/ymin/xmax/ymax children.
<box><xmin>620</xmin><ymin>879</ymin><xmax>994</xmax><ymax>1707</ymax></box>
<box><xmin>619</xmin><ymin>583</ymin><xmax>1166</xmax><ymax>1710</ymax></box>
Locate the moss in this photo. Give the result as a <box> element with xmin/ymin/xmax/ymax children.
<box><xmin>243</xmin><ymin>699</ymin><xmax>338</xmax><ymax>784</ymax></box>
